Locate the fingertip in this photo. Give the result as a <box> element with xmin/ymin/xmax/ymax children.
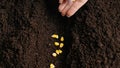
<box><xmin>59</xmin><ymin>0</ymin><xmax>63</xmax><ymax>4</ymax></box>
<box><xmin>58</xmin><ymin>5</ymin><xmax>62</xmax><ymax>12</ymax></box>
<box><xmin>66</xmin><ymin>2</ymin><xmax>81</xmax><ymax>17</ymax></box>
<box><xmin>58</xmin><ymin>1</ymin><xmax>68</xmax><ymax>13</ymax></box>
<box><xmin>58</xmin><ymin>4</ymin><xmax>64</xmax><ymax>12</ymax></box>
<box><xmin>66</xmin><ymin>10</ymin><xmax>73</xmax><ymax>17</ymax></box>
<box><xmin>66</xmin><ymin>15</ymin><xmax>71</xmax><ymax>17</ymax></box>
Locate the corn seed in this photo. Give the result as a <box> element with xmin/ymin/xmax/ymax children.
<box><xmin>60</xmin><ymin>36</ymin><xmax>64</xmax><ymax>41</ymax></box>
<box><xmin>50</xmin><ymin>63</ymin><xmax>55</xmax><ymax>68</ymax></box>
<box><xmin>54</xmin><ymin>42</ymin><xmax>59</xmax><ymax>46</ymax></box>
<box><xmin>60</xmin><ymin>43</ymin><xmax>64</xmax><ymax>48</ymax></box>
<box><xmin>59</xmin><ymin>49</ymin><xmax>62</xmax><ymax>54</ymax></box>
<box><xmin>56</xmin><ymin>50</ymin><xmax>60</xmax><ymax>55</ymax></box>
<box><xmin>51</xmin><ymin>34</ymin><xmax>59</xmax><ymax>39</ymax></box>
<box><xmin>52</xmin><ymin>53</ymin><xmax>57</xmax><ymax>57</ymax></box>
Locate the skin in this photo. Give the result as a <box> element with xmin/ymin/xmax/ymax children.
<box><xmin>58</xmin><ymin>0</ymin><xmax>88</xmax><ymax>17</ymax></box>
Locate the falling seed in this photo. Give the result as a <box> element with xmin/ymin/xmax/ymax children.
<box><xmin>60</xmin><ymin>36</ymin><xmax>64</xmax><ymax>41</ymax></box>
<box><xmin>52</xmin><ymin>53</ymin><xmax>57</xmax><ymax>57</ymax></box>
<box><xmin>59</xmin><ymin>49</ymin><xmax>62</xmax><ymax>54</ymax></box>
<box><xmin>54</xmin><ymin>42</ymin><xmax>59</xmax><ymax>46</ymax></box>
<box><xmin>56</xmin><ymin>50</ymin><xmax>60</xmax><ymax>55</ymax></box>
<box><xmin>60</xmin><ymin>43</ymin><xmax>64</xmax><ymax>48</ymax></box>
<box><xmin>50</xmin><ymin>63</ymin><xmax>55</xmax><ymax>68</ymax></box>
<box><xmin>51</xmin><ymin>34</ymin><xmax>59</xmax><ymax>39</ymax></box>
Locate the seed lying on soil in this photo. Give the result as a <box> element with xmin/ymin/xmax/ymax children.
<box><xmin>50</xmin><ymin>63</ymin><xmax>55</xmax><ymax>68</ymax></box>
<box><xmin>56</xmin><ymin>50</ymin><xmax>60</xmax><ymax>55</ymax></box>
<box><xmin>52</xmin><ymin>53</ymin><xmax>57</xmax><ymax>57</ymax></box>
<box><xmin>55</xmin><ymin>49</ymin><xmax>63</xmax><ymax>55</ymax></box>
<box><xmin>60</xmin><ymin>43</ymin><xmax>64</xmax><ymax>48</ymax></box>
<box><xmin>60</xmin><ymin>36</ymin><xmax>64</xmax><ymax>41</ymax></box>
<box><xmin>51</xmin><ymin>34</ymin><xmax>59</xmax><ymax>39</ymax></box>
<box><xmin>54</xmin><ymin>42</ymin><xmax>59</xmax><ymax>46</ymax></box>
<box><xmin>58</xmin><ymin>49</ymin><xmax>62</xmax><ymax>54</ymax></box>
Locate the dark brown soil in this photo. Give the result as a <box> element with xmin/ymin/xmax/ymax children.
<box><xmin>0</xmin><ymin>0</ymin><xmax>120</xmax><ymax>68</ymax></box>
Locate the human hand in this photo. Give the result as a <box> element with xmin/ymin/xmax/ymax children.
<box><xmin>58</xmin><ymin>0</ymin><xmax>88</xmax><ymax>17</ymax></box>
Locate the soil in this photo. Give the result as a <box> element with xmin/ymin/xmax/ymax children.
<box><xmin>0</xmin><ymin>0</ymin><xmax>120</xmax><ymax>68</ymax></box>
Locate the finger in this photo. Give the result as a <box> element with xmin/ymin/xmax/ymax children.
<box><xmin>67</xmin><ymin>0</ymin><xmax>88</xmax><ymax>17</ymax></box>
<box><xmin>59</xmin><ymin>0</ymin><xmax>64</xmax><ymax>3</ymax></box>
<box><xmin>58</xmin><ymin>1</ymin><xmax>68</xmax><ymax>12</ymax></box>
<box><xmin>61</xmin><ymin>2</ymin><xmax>73</xmax><ymax>16</ymax></box>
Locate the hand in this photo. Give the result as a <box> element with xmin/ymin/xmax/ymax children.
<box><xmin>58</xmin><ymin>0</ymin><xmax>88</xmax><ymax>17</ymax></box>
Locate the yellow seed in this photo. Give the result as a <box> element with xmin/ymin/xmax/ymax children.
<box><xmin>50</xmin><ymin>63</ymin><xmax>55</xmax><ymax>68</ymax></box>
<box><xmin>60</xmin><ymin>36</ymin><xmax>64</xmax><ymax>41</ymax></box>
<box><xmin>52</xmin><ymin>53</ymin><xmax>57</xmax><ymax>57</ymax></box>
<box><xmin>60</xmin><ymin>43</ymin><xmax>64</xmax><ymax>48</ymax></box>
<box><xmin>54</xmin><ymin>42</ymin><xmax>59</xmax><ymax>46</ymax></box>
<box><xmin>59</xmin><ymin>49</ymin><xmax>62</xmax><ymax>54</ymax></box>
<box><xmin>56</xmin><ymin>50</ymin><xmax>60</xmax><ymax>55</ymax></box>
<box><xmin>51</xmin><ymin>34</ymin><xmax>59</xmax><ymax>39</ymax></box>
